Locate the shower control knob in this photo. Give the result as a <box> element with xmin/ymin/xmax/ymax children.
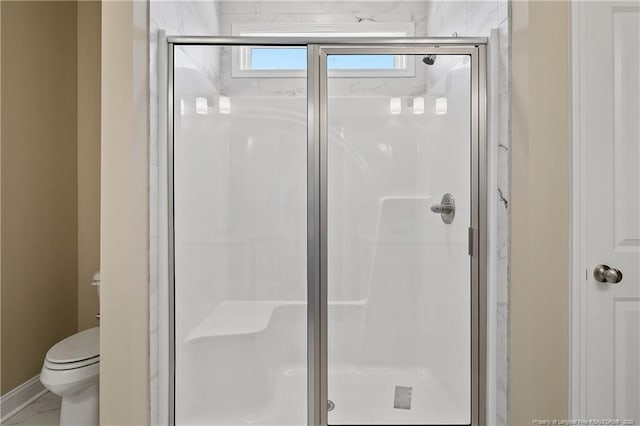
<box><xmin>431</xmin><ymin>193</ymin><xmax>455</xmax><ymax>224</ymax></box>
<box><xmin>593</xmin><ymin>264</ymin><xmax>623</xmax><ymax>284</ymax></box>
<box><xmin>431</xmin><ymin>204</ymin><xmax>454</xmax><ymax>214</ymax></box>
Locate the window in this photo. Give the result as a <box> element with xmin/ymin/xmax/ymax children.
<box><xmin>249</xmin><ymin>48</ymin><xmax>398</xmax><ymax>71</ymax></box>
<box><xmin>250</xmin><ymin>47</ymin><xmax>307</xmax><ymax>70</ymax></box>
<box><xmin>231</xmin><ymin>23</ymin><xmax>415</xmax><ymax>78</ymax></box>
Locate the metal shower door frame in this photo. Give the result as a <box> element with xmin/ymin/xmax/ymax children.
<box><xmin>167</xmin><ymin>37</ymin><xmax>487</xmax><ymax>426</ymax></box>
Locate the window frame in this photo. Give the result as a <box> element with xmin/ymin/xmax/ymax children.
<box><xmin>231</xmin><ymin>23</ymin><xmax>416</xmax><ymax>78</ymax></box>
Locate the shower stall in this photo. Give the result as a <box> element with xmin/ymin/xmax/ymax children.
<box><xmin>167</xmin><ymin>37</ymin><xmax>487</xmax><ymax>426</ymax></box>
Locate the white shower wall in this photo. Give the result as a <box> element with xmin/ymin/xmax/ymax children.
<box><xmin>172</xmin><ymin>65</ymin><xmax>473</xmax><ymax>328</ymax></box>
<box><xmin>174</xmin><ymin>97</ymin><xmax>307</xmax><ymax>336</ymax></box>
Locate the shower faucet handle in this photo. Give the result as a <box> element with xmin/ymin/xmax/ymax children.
<box><xmin>430</xmin><ymin>204</ymin><xmax>454</xmax><ymax>214</ymax></box>
<box><xmin>430</xmin><ymin>193</ymin><xmax>455</xmax><ymax>224</ymax></box>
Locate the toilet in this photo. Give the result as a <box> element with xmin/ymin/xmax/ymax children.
<box><xmin>40</xmin><ymin>272</ymin><xmax>100</xmax><ymax>426</ymax></box>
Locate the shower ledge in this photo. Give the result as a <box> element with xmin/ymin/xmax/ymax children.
<box><xmin>185</xmin><ymin>299</ymin><xmax>366</xmax><ymax>341</ymax></box>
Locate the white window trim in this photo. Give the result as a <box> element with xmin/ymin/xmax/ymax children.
<box><xmin>231</xmin><ymin>22</ymin><xmax>416</xmax><ymax>78</ymax></box>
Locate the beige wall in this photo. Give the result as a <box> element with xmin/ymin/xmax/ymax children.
<box><xmin>77</xmin><ymin>0</ymin><xmax>101</xmax><ymax>332</ymax></box>
<box><xmin>0</xmin><ymin>0</ymin><xmax>3</xmax><ymax>393</ymax></box>
<box><xmin>0</xmin><ymin>0</ymin><xmax>101</xmax><ymax>395</ymax></box>
<box><xmin>100</xmin><ymin>0</ymin><xmax>149</xmax><ymax>423</ymax></box>
<box><xmin>509</xmin><ymin>1</ymin><xmax>571</xmax><ymax>424</ymax></box>
<box><xmin>0</xmin><ymin>1</ymin><xmax>79</xmax><ymax>394</ymax></box>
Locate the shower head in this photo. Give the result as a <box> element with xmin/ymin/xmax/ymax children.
<box><xmin>422</xmin><ymin>54</ymin><xmax>436</xmax><ymax>66</ymax></box>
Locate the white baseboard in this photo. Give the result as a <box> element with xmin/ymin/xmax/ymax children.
<box><xmin>0</xmin><ymin>375</ymin><xmax>47</xmax><ymax>423</ymax></box>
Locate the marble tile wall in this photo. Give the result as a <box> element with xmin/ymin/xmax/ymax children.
<box><xmin>217</xmin><ymin>1</ymin><xmax>430</xmax><ymax>98</ymax></box>
<box><xmin>148</xmin><ymin>1</ymin><xmax>510</xmax><ymax>424</ymax></box>
<box><xmin>496</xmin><ymin>17</ymin><xmax>510</xmax><ymax>426</ymax></box>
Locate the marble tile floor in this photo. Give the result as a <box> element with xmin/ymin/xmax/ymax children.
<box><xmin>2</xmin><ymin>392</ymin><xmax>61</xmax><ymax>426</ymax></box>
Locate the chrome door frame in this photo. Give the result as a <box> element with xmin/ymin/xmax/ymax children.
<box><xmin>167</xmin><ymin>37</ymin><xmax>487</xmax><ymax>426</ymax></box>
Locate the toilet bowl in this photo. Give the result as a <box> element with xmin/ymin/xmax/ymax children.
<box><xmin>41</xmin><ymin>272</ymin><xmax>100</xmax><ymax>426</ymax></box>
<box><xmin>40</xmin><ymin>326</ymin><xmax>100</xmax><ymax>426</ymax></box>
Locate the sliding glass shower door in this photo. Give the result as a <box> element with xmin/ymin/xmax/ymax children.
<box><xmin>169</xmin><ymin>40</ymin><xmax>485</xmax><ymax>426</ymax></box>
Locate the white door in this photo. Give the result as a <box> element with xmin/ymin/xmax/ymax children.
<box><xmin>574</xmin><ymin>1</ymin><xmax>640</xmax><ymax>421</ymax></box>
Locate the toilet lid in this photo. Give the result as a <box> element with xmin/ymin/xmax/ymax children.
<box><xmin>46</xmin><ymin>327</ymin><xmax>99</xmax><ymax>364</ymax></box>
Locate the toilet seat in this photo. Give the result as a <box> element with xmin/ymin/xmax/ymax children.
<box><xmin>44</xmin><ymin>356</ymin><xmax>99</xmax><ymax>371</ymax></box>
<box><xmin>45</xmin><ymin>327</ymin><xmax>99</xmax><ymax>371</ymax></box>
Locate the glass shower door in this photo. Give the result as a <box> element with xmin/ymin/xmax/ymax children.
<box><xmin>322</xmin><ymin>49</ymin><xmax>474</xmax><ymax>425</ymax></box>
<box><xmin>169</xmin><ymin>40</ymin><xmax>484</xmax><ymax>426</ymax></box>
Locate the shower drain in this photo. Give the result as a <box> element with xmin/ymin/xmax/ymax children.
<box><xmin>327</xmin><ymin>400</ymin><xmax>335</xmax><ymax>412</ymax></box>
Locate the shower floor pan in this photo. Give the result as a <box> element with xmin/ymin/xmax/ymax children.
<box><xmin>179</xmin><ymin>366</ymin><xmax>467</xmax><ymax>426</ymax></box>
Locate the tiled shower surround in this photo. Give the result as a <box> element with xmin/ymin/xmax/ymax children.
<box><xmin>149</xmin><ymin>1</ymin><xmax>509</xmax><ymax>424</ymax></box>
